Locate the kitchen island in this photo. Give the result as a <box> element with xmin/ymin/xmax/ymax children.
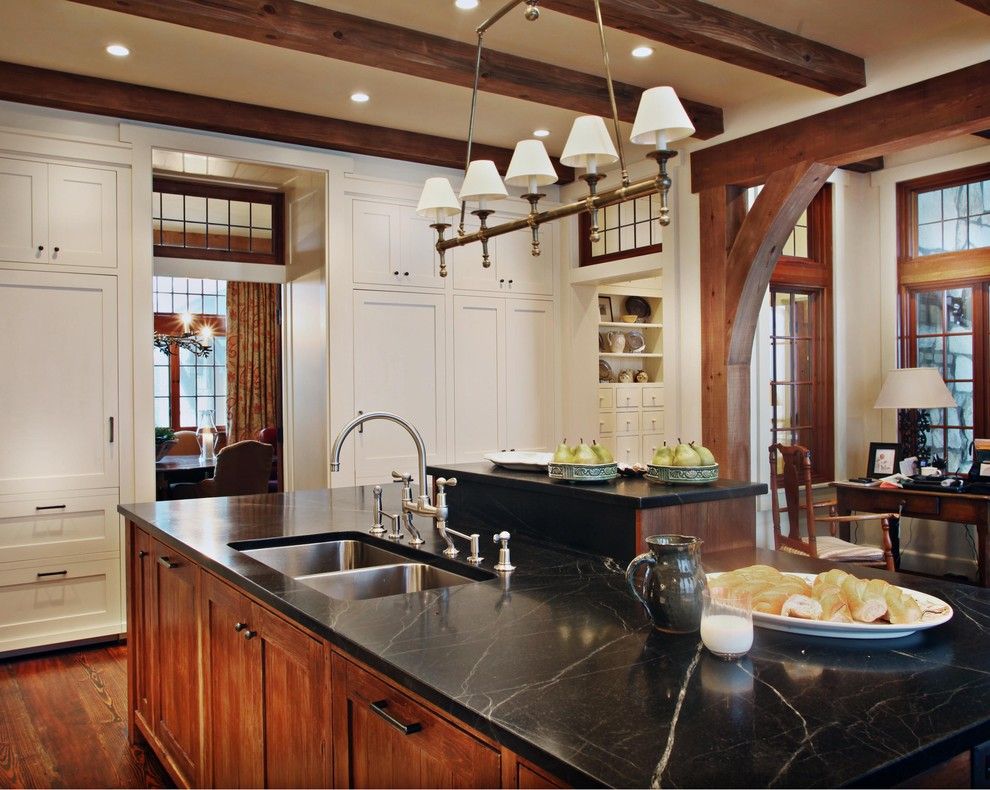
<box><xmin>120</xmin><ymin>484</ymin><xmax>990</xmax><ymax>788</ymax></box>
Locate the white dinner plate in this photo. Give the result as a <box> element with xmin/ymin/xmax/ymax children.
<box><xmin>706</xmin><ymin>572</ymin><xmax>953</xmax><ymax>640</ymax></box>
<box><xmin>484</xmin><ymin>451</ymin><xmax>553</xmax><ymax>471</ymax></box>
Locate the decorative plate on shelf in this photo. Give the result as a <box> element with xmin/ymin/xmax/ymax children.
<box><xmin>625</xmin><ymin>331</ymin><xmax>646</xmax><ymax>353</ymax></box>
<box><xmin>624</xmin><ymin>296</ymin><xmax>651</xmax><ymax>321</ymax></box>
<box><xmin>599</xmin><ymin>359</ymin><xmax>613</xmax><ymax>382</ymax></box>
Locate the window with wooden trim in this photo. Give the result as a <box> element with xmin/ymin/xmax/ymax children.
<box><xmin>767</xmin><ymin>184</ymin><xmax>834</xmax><ymax>483</ymax></box>
<box><xmin>153</xmin><ymin>276</ymin><xmax>228</xmax><ymax>431</ymax></box>
<box><xmin>578</xmin><ymin>196</ymin><xmax>663</xmax><ymax>266</ymax></box>
<box><xmin>897</xmin><ymin>164</ymin><xmax>990</xmax><ymax>473</ymax></box>
<box><xmin>152</xmin><ymin>178</ymin><xmax>284</xmax><ymax>266</ymax></box>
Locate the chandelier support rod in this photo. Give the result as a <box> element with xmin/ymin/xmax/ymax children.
<box><xmin>459</xmin><ymin>32</ymin><xmax>486</xmax><ymax>235</ymax></box>
<box><xmin>592</xmin><ymin>0</ymin><xmax>627</xmax><ymax>186</ymax></box>
<box><xmin>477</xmin><ymin>0</ymin><xmax>527</xmax><ymax>34</ymax></box>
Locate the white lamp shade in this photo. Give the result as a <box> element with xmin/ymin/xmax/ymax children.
<box><xmin>560</xmin><ymin>116</ymin><xmax>618</xmax><ymax>169</ymax></box>
<box><xmin>630</xmin><ymin>86</ymin><xmax>695</xmax><ymax>147</ymax></box>
<box><xmin>459</xmin><ymin>160</ymin><xmax>508</xmax><ymax>202</ymax></box>
<box><xmin>505</xmin><ymin>140</ymin><xmax>558</xmax><ymax>188</ymax></box>
<box><xmin>416</xmin><ymin>177</ymin><xmax>460</xmax><ymax>218</ymax></box>
<box><xmin>874</xmin><ymin>368</ymin><xmax>957</xmax><ymax>409</ymax></box>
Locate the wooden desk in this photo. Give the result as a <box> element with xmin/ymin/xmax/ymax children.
<box><xmin>155</xmin><ymin>454</ymin><xmax>215</xmax><ymax>499</ymax></box>
<box><xmin>832</xmin><ymin>481</ymin><xmax>990</xmax><ymax>587</ymax></box>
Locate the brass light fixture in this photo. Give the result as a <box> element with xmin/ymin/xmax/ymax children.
<box><xmin>417</xmin><ymin>0</ymin><xmax>696</xmax><ymax>277</ymax></box>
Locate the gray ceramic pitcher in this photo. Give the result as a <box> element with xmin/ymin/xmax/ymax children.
<box><xmin>626</xmin><ymin>535</ymin><xmax>707</xmax><ymax>633</ymax></box>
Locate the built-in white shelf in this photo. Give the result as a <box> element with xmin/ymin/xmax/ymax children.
<box><xmin>598</xmin><ymin>321</ymin><xmax>663</xmax><ymax>329</ymax></box>
<box><xmin>599</xmin><ymin>352</ymin><xmax>663</xmax><ymax>359</ymax></box>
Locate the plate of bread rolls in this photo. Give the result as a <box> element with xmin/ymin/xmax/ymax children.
<box><xmin>707</xmin><ymin>565</ymin><xmax>952</xmax><ymax>639</ymax></box>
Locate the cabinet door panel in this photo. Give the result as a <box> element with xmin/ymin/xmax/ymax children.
<box><xmin>49</xmin><ymin>165</ymin><xmax>116</xmax><ymax>268</ymax></box>
<box><xmin>505</xmin><ymin>299</ymin><xmax>555</xmax><ymax>452</ymax></box>
<box><xmin>351</xmin><ymin>290</ymin><xmax>445</xmax><ymax>485</ymax></box>
<box><xmin>450</xmin><ymin>215</ymin><xmax>499</xmax><ymax>292</ymax></box>
<box><xmin>497</xmin><ymin>219</ymin><xmax>554</xmax><ymax>296</ymax></box>
<box><xmin>452</xmin><ymin>296</ymin><xmax>504</xmax><ymax>461</ymax></box>
<box><xmin>0</xmin><ymin>157</ymin><xmax>47</xmax><ymax>263</ymax></box>
<box><xmin>400</xmin><ymin>207</ymin><xmax>444</xmax><ymax>288</ymax></box>
<box><xmin>0</xmin><ymin>270</ymin><xmax>118</xmax><ymax>494</ymax></box>
<box><xmin>352</xmin><ymin>200</ymin><xmax>402</xmax><ymax>286</ymax></box>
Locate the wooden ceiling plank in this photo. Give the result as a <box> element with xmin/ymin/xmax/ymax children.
<box><xmin>691</xmin><ymin>60</ymin><xmax>990</xmax><ymax>192</ymax></box>
<box><xmin>543</xmin><ymin>0</ymin><xmax>866</xmax><ymax>95</ymax></box>
<box><xmin>839</xmin><ymin>157</ymin><xmax>884</xmax><ymax>174</ymax></box>
<box><xmin>66</xmin><ymin>0</ymin><xmax>723</xmax><ymax>139</ymax></box>
<box><xmin>0</xmin><ymin>61</ymin><xmax>583</xmax><ymax>180</ymax></box>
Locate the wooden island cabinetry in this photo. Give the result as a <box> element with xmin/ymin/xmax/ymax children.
<box><xmin>126</xmin><ymin>523</ymin><xmax>566</xmax><ymax>789</ymax></box>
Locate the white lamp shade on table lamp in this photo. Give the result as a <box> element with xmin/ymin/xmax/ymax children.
<box><xmin>630</xmin><ymin>86</ymin><xmax>695</xmax><ymax>150</ymax></box>
<box><xmin>560</xmin><ymin>115</ymin><xmax>618</xmax><ymax>172</ymax></box>
<box><xmin>416</xmin><ymin>177</ymin><xmax>461</xmax><ymax>222</ymax></box>
<box><xmin>459</xmin><ymin>160</ymin><xmax>508</xmax><ymax>203</ymax></box>
<box><xmin>505</xmin><ymin>140</ymin><xmax>558</xmax><ymax>191</ymax></box>
<box><xmin>874</xmin><ymin>367</ymin><xmax>957</xmax><ymax>409</ymax></box>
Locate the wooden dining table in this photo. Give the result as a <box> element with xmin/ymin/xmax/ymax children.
<box><xmin>155</xmin><ymin>454</ymin><xmax>215</xmax><ymax>499</ymax></box>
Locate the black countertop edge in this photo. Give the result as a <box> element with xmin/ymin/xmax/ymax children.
<box><xmin>427</xmin><ymin>462</ymin><xmax>768</xmax><ymax>508</ymax></box>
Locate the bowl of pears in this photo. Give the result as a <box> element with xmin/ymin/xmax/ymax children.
<box><xmin>646</xmin><ymin>439</ymin><xmax>719</xmax><ymax>485</ymax></box>
<box><xmin>548</xmin><ymin>438</ymin><xmax>618</xmax><ymax>483</ymax></box>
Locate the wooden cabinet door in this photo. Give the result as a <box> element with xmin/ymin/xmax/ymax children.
<box><xmin>0</xmin><ymin>156</ymin><xmax>48</xmax><ymax>263</ymax></box>
<box><xmin>48</xmin><ymin>164</ymin><xmax>117</xmax><ymax>268</ymax></box>
<box><xmin>152</xmin><ymin>539</ymin><xmax>201</xmax><ymax>786</ymax></box>
<box><xmin>504</xmin><ymin>299</ymin><xmax>555</xmax><ymax>452</ymax></box>
<box><xmin>452</xmin><ymin>295</ymin><xmax>505</xmax><ymax>461</ymax></box>
<box><xmin>0</xmin><ymin>270</ymin><xmax>118</xmax><ymax>495</ymax></box>
<box><xmin>201</xmin><ymin>573</ymin><xmax>264</xmax><ymax>788</ymax></box>
<box><xmin>258</xmin><ymin>607</ymin><xmax>331</xmax><ymax>788</ymax></box>
<box><xmin>334</xmin><ymin>655</ymin><xmax>500</xmax><ymax>789</ymax></box>
<box><xmin>130</xmin><ymin>527</ymin><xmax>155</xmax><ymax>735</ymax></box>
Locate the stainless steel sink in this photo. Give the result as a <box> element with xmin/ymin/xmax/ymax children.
<box><xmin>238</xmin><ymin>538</ymin><xmax>411</xmax><ymax>577</ymax></box>
<box><xmin>296</xmin><ymin>563</ymin><xmax>478</xmax><ymax>600</ymax></box>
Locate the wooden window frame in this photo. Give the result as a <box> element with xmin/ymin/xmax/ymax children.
<box><xmin>769</xmin><ymin>184</ymin><xmax>834</xmax><ymax>484</ymax></box>
<box><xmin>578</xmin><ymin>200</ymin><xmax>663</xmax><ymax>266</ymax></box>
<box><xmin>154</xmin><ymin>312</ymin><xmax>228</xmax><ymax>432</ymax></box>
<box><xmin>153</xmin><ymin>177</ymin><xmax>285</xmax><ymax>266</ymax></box>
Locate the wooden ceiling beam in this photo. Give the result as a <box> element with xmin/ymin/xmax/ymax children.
<box><xmin>691</xmin><ymin>60</ymin><xmax>990</xmax><ymax>192</ymax></box>
<box><xmin>955</xmin><ymin>0</ymin><xmax>990</xmax><ymax>15</ymax></box>
<box><xmin>66</xmin><ymin>0</ymin><xmax>724</xmax><ymax>140</ymax></box>
<box><xmin>0</xmin><ymin>61</ymin><xmax>581</xmax><ymax>180</ymax></box>
<box><xmin>543</xmin><ymin>0</ymin><xmax>866</xmax><ymax>95</ymax></box>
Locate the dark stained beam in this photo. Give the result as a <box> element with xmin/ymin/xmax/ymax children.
<box><xmin>67</xmin><ymin>0</ymin><xmax>724</xmax><ymax>140</ymax></box>
<box><xmin>691</xmin><ymin>60</ymin><xmax>990</xmax><ymax>192</ymax></box>
<box><xmin>544</xmin><ymin>0</ymin><xmax>866</xmax><ymax>95</ymax></box>
<box><xmin>975</xmin><ymin>130</ymin><xmax>990</xmax><ymax>139</ymax></box>
<box><xmin>956</xmin><ymin>0</ymin><xmax>990</xmax><ymax>14</ymax></box>
<box><xmin>0</xmin><ymin>61</ymin><xmax>579</xmax><ymax>179</ymax></box>
<box><xmin>839</xmin><ymin>157</ymin><xmax>884</xmax><ymax>174</ymax></box>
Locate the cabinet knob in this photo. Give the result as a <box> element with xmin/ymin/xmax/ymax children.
<box><xmin>243</xmin><ymin>629</ymin><xmax>257</xmax><ymax>640</ymax></box>
<box><xmin>508</xmin><ymin>279</ymin><xmax>513</xmax><ymax>284</ymax></box>
<box><xmin>499</xmin><ymin>278</ymin><xmax>505</xmax><ymax>284</ymax></box>
<box><xmin>403</xmin><ymin>271</ymin><xmax>409</xmax><ymax>276</ymax></box>
<box><xmin>37</xmin><ymin>245</ymin><xmax>44</xmax><ymax>252</ymax></box>
<box><xmin>138</xmin><ymin>550</ymin><xmax>148</xmax><ymax>558</ymax></box>
<box><xmin>234</xmin><ymin>622</ymin><xmax>247</xmax><ymax>632</ymax></box>
<box><xmin>393</xmin><ymin>270</ymin><xmax>399</xmax><ymax>276</ymax></box>
<box><xmin>53</xmin><ymin>246</ymin><xmax>60</xmax><ymax>253</ymax></box>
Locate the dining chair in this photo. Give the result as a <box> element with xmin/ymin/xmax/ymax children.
<box><xmin>170</xmin><ymin>440</ymin><xmax>274</xmax><ymax>500</ymax></box>
<box><xmin>769</xmin><ymin>443</ymin><xmax>896</xmax><ymax>572</ymax></box>
<box><xmin>167</xmin><ymin>430</ymin><xmax>199</xmax><ymax>455</ymax></box>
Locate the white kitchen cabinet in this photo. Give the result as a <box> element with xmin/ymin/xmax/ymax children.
<box><xmin>0</xmin><ymin>270</ymin><xmax>118</xmax><ymax>495</ymax></box>
<box><xmin>452</xmin><ymin>295</ymin><xmax>555</xmax><ymax>461</ymax></box>
<box><xmin>0</xmin><ymin>157</ymin><xmax>117</xmax><ymax>268</ymax></box>
<box><xmin>351</xmin><ymin>290</ymin><xmax>446</xmax><ymax>485</ymax></box>
<box><xmin>451</xmin><ymin>211</ymin><xmax>554</xmax><ymax>296</ymax></box>
<box><xmin>0</xmin><ymin>493</ymin><xmax>120</xmax><ymax>563</ymax></box>
<box><xmin>352</xmin><ymin>199</ymin><xmax>443</xmax><ymax>288</ymax></box>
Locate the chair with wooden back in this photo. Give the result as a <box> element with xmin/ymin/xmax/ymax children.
<box><xmin>170</xmin><ymin>440</ymin><xmax>274</xmax><ymax>500</ymax></box>
<box><xmin>769</xmin><ymin>443</ymin><xmax>896</xmax><ymax>572</ymax></box>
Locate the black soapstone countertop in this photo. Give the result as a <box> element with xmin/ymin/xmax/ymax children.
<box><xmin>119</xmin><ymin>485</ymin><xmax>990</xmax><ymax>788</ymax></box>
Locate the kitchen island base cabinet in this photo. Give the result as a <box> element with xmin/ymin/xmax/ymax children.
<box><xmin>332</xmin><ymin>653</ymin><xmax>501</xmax><ymax>788</ymax></box>
<box><xmin>201</xmin><ymin>573</ymin><xmax>331</xmax><ymax>788</ymax></box>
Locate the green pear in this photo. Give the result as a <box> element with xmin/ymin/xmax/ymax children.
<box><xmin>592</xmin><ymin>440</ymin><xmax>614</xmax><ymax>464</ymax></box>
<box><xmin>652</xmin><ymin>443</ymin><xmax>674</xmax><ymax>466</ymax></box>
<box><xmin>552</xmin><ymin>439</ymin><xmax>574</xmax><ymax>464</ymax></box>
<box><xmin>692</xmin><ymin>442</ymin><xmax>717</xmax><ymax>466</ymax></box>
<box><xmin>673</xmin><ymin>440</ymin><xmax>702</xmax><ymax>466</ymax></box>
<box><xmin>572</xmin><ymin>438</ymin><xmax>598</xmax><ymax>465</ymax></box>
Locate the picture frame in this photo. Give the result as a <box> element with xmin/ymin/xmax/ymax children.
<box><xmin>598</xmin><ymin>296</ymin><xmax>613</xmax><ymax>322</ymax></box>
<box><xmin>867</xmin><ymin>442</ymin><xmax>900</xmax><ymax>479</ymax></box>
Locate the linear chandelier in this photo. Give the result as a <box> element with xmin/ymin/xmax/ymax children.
<box><xmin>416</xmin><ymin>0</ymin><xmax>695</xmax><ymax>277</ymax></box>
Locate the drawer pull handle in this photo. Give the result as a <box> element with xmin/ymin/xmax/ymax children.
<box><xmin>243</xmin><ymin>629</ymin><xmax>257</xmax><ymax>640</ymax></box>
<box><xmin>37</xmin><ymin>570</ymin><xmax>68</xmax><ymax>578</ymax></box>
<box><xmin>157</xmin><ymin>556</ymin><xmax>178</xmax><ymax>569</ymax></box>
<box><xmin>35</xmin><ymin>504</ymin><xmax>67</xmax><ymax>511</ymax></box>
<box><xmin>369</xmin><ymin>699</ymin><xmax>422</xmax><ymax>735</ymax></box>
<box><xmin>234</xmin><ymin>622</ymin><xmax>247</xmax><ymax>632</ymax></box>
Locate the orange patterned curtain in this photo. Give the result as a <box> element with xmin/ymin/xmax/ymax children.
<box><xmin>226</xmin><ymin>281</ymin><xmax>281</xmax><ymax>443</ymax></box>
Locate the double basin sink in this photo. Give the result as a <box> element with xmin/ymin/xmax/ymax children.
<box><xmin>231</xmin><ymin>532</ymin><xmax>494</xmax><ymax>601</ymax></box>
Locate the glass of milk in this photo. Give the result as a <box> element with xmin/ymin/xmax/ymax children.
<box><xmin>700</xmin><ymin>587</ymin><xmax>753</xmax><ymax>660</ymax></box>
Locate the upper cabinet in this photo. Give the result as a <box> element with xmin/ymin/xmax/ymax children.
<box><xmin>0</xmin><ymin>157</ymin><xmax>117</xmax><ymax>269</ymax></box>
<box><xmin>352</xmin><ymin>199</ymin><xmax>444</xmax><ymax>288</ymax></box>
<box><xmin>451</xmin><ymin>211</ymin><xmax>554</xmax><ymax>296</ymax></box>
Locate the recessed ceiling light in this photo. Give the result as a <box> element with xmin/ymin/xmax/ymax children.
<box><xmin>631</xmin><ymin>46</ymin><xmax>654</xmax><ymax>58</ymax></box>
<box><xmin>532</xmin><ymin>128</ymin><xmax>550</xmax><ymax>138</ymax></box>
<box><xmin>106</xmin><ymin>43</ymin><xmax>130</xmax><ymax>57</ymax></box>
<box><xmin>455</xmin><ymin>0</ymin><xmax>479</xmax><ymax>8</ymax></box>
<box><xmin>350</xmin><ymin>92</ymin><xmax>370</xmax><ymax>103</ymax></box>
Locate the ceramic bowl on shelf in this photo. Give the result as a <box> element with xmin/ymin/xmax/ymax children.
<box><xmin>645</xmin><ymin>463</ymin><xmax>719</xmax><ymax>485</ymax></box>
<box><xmin>548</xmin><ymin>461</ymin><xmax>619</xmax><ymax>483</ymax></box>
<box><xmin>620</xmin><ymin>314</ymin><xmax>638</xmax><ymax>323</ymax></box>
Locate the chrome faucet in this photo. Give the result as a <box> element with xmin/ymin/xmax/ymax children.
<box><xmin>330</xmin><ymin>412</ymin><xmax>441</xmax><ymax>543</ymax></box>
<box><xmin>434</xmin><ymin>477</ymin><xmax>482</xmax><ymax>564</ymax></box>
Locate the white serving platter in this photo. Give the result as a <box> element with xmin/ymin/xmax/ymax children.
<box><xmin>706</xmin><ymin>572</ymin><xmax>953</xmax><ymax>640</ymax></box>
<box><xmin>484</xmin><ymin>451</ymin><xmax>552</xmax><ymax>471</ymax></box>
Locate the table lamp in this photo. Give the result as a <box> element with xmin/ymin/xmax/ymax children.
<box><xmin>874</xmin><ymin>367</ymin><xmax>956</xmax><ymax>462</ymax></box>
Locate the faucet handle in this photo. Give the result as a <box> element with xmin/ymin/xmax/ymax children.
<box><xmin>391</xmin><ymin>470</ymin><xmax>414</xmax><ymax>484</ymax></box>
<box><xmin>436</xmin><ymin>476</ymin><xmax>457</xmax><ymax>492</ymax></box>
<box><xmin>493</xmin><ymin>531</ymin><xmax>514</xmax><ymax>573</ymax></box>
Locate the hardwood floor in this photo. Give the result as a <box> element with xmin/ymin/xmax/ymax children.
<box><xmin>0</xmin><ymin>642</ymin><xmax>172</xmax><ymax>789</ymax></box>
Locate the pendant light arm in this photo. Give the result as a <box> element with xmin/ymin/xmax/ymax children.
<box><xmin>592</xmin><ymin>0</ymin><xmax>627</xmax><ymax>185</ymax></box>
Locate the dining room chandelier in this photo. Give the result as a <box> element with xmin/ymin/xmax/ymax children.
<box><xmin>416</xmin><ymin>0</ymin><xmax>695</xmax><ymax>277</ymax></box>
